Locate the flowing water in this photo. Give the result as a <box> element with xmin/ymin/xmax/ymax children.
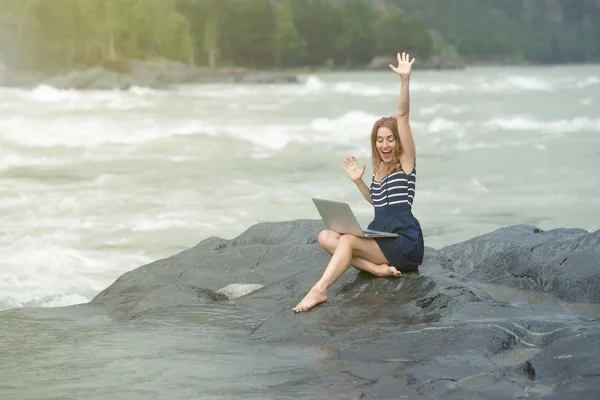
<box><xmin>1</xmin><ymin>65</ymin><xmax>599</xmax><ymax>398</ymax></box>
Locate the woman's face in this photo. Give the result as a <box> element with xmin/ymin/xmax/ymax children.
<box><xmin>376</xmin><ymin>126</ymin><xmax>396</xmax><ymax>164</ymax></box>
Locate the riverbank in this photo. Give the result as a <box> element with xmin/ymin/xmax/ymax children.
<box><xmin>7</xmin><ymin>55</ymin><xmax>596</xmax><ymax>91</ymax></box>
<box><xmin>0</xmin><ymin>59</ymin><xmax>300</xmax><ymax>90</ymax></box>
<box><xmin>2</xmin><ymin>220</ymin><xmax>599</xmax><ymax>399</ymax></box>
<box><xmin>0</xmin><ymin>56</ymin><xmax>467</xmax><ymax>90</ymax></box>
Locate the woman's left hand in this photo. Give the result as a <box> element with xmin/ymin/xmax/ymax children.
<box><xmin>389</xmin><ymin>52</ymin><xmax>415</xmax><ymax>78</ymax></box>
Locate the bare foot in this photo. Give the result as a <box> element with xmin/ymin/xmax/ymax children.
<box><xmin>372</xmin><ymin>263</ymin><xmax>402</xmax><ymax>278</ymax></box>
<box><xmin>293</xmin><ymin>287</ymin><xmax>328</xmax><ymax>313</ymax></box>
<box><xmin>385</xmin><ymin>266</ymin><xmax>402</xmax><ymax>278</ymax></box>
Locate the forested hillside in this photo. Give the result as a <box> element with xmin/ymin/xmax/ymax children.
<box><xmin>391</xmin><ymin>0</ymin><xmax>600</xmax><ymax>64</ymax></box>
<box><xmin>0</xmin><ymin>0</ymin><xmax>598</xmax><ymax>74</ymax></box>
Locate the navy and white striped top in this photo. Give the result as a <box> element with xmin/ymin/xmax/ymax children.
<box><xmin>370</xmin><ymin>166</ymin><xmax>416</xmax><ymax>209</ymax></box>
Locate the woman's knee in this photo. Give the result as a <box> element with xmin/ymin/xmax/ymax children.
<box><xmin>318</xmin><ymin>230</ymin><xmax>339</xmax><ymax>250</ymax></box>
<box><xmin>338</xmin><ymin>234</ymin><xmax>356</xmax><ymax>249</ymax></box>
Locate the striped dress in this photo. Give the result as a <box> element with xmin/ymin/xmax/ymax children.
<box><xmin>367</xmin><ymin>163</ymin><xmax>424</xmax><ymax>271</ymax></box>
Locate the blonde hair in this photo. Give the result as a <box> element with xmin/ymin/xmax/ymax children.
<box><xmin>370</xmin><ymin>116</ymin><xmax>402</xmax><ymax>179</ymax></box>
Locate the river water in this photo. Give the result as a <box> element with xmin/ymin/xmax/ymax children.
<box><xmin>0</xmin><ymin>65</ymin><xmax>599</xmax><ymax>398</ymax></box>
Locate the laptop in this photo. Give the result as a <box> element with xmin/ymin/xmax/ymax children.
<box><xmin>312</xmin><ymin>198</ymin><xmax>398</xmax><ymax>238</ymax></box>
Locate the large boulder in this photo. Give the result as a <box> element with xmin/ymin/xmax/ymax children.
<box><xmin>88</xmin><ymin>219</ymin><xmax>600</xmax><ymax>399</ymax></box>
<box><xmin>43</xmin><ymin>67</ymin><xmax>136</xmax><ymax>90</ymax></box>
<box><xmin>90</xmin><ymin>219</ymin><xmax>328</xmax><ymax>319</ymax></box>
<box><xmin>440</xmin><ymin>225</ymin><xmax>600</xmax><ymax>303</ymax></box>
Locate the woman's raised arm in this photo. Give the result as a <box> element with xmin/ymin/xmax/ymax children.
<box><xmin>343</xmin><ymin>156</ymin><xmax>372</xmax><ymax>204</ymax></box>
<box><xmin>389</xmin><ymin>52</ymin><xmax>416</xmax><ymax>175</ymax></box>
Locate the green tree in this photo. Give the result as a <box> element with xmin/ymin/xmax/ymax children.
<box><xmin>337</xmin><ymin>0</ymin><xmax>375</xmax><ymax>66</ymax></box>
<box><xmin>273</xmin><ymin>2</ymin><xmax>306</xmax><ymax>67</ymax></box>
<box><xmin>231</xmin><ymin>0</ymin><xmax>275</xmax><ymax>68</ymax></box>
<box><xmin>291</xmin><ymin>0</ymin><xmax>342</xmax><ymax>67</ymax></box>
<box><xmin>390</xmin><ymin>0</ymin><xmax>600</xmax><ymax>64</ymax></box>
<box><xmin>3</xmin><ymin>0</ymin><xmax>599</xmax><ymax>72</ymax></box>
<box><xmin>374</xmin><ymin>12</ymin><xmax>405</xmax><ymax>55</ymax></box>
<box><xmin>203</xmin><ymin>14</ymin><xmax>219</xmax><ymax>68</ymax></box>
<box><xmin>0</xmin><ymin>0</ymin><xmax>194</xmax><ymax>71</ymax></box>
<box><xmin>7</xmin><ymin>0</ymin><xmax>40</xmax><ymax>68</ymax></box>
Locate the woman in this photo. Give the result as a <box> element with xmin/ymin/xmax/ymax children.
<box><xmin>293</xmin><ymin>52</ymin><xmax>424</xmax><ymax>313</ymax></box>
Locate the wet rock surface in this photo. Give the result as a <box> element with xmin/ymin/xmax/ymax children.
<box><xmin>86</xmin><ymin>220</ymin><xmax>600</xmax><ymax>399</ymax></box>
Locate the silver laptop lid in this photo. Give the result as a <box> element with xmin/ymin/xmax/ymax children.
<box><xmin>312</xmin><ymin>198</ymin><xmax>364</xmax><ymax>236</ymax></box>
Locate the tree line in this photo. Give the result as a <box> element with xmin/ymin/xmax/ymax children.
<box><xmin>0</xmin><ymin>0</ymin><xmax>433</xmax><ymax>72</ymax></box>
<box><xmin>0</xmin><ymin>0</ymin><xmax>195</xmax><ymax>71</ymax></box>
<box><xmin>0</xmin><ymin>0</ymin><xmax>598</xmax><ymax>73</ymax></box>
<box><xmin>391</xmin><ymin>0</ymin><xmax>600</xmax><ymax>64</ymax></box>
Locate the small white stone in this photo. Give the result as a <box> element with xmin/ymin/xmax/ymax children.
<box><xmin>216</xmin><ymin>284</ymin><xmax>264</xmax><ymax>300</ymax></box>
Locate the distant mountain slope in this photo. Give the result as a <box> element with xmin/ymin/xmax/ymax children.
<box><xmin>388</xmin><ymin>0</ymin><xmax>600</xmax><ymax>63</ymax></box>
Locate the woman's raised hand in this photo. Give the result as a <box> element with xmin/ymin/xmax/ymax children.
<box><xmin>343</xmin><ymin>156</ymin><xmax>366</xmax><ymax>182</ymax></box>
<box><xmin>389</xmin><ymin>52</ymin><xmax>415</xmax><ymax>78</ymax></box>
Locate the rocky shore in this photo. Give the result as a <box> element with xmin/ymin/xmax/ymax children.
<box><xmin>75</xmin><ymin>219</ymin><xmax>600</xmax><ymax>399</ymax></box>
<box><xmin>0</xmin><ymin>59</ymin><xmax>300</xmax><ymax>90</ymax></box>
<box><xmin>0</xmin><ymin>56</ymin><xmax>466</xmax><ymax>90</ymax></box>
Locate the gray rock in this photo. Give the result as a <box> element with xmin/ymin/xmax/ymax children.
<box><xmin>5</xmin><ymin>59</ymin><xmax>299</xmax><ymax>90</ymax></box>
<box><xmin>439</xmin><ymin>225</ymin><xmax>600</xmax><ymax>303</ymax></box>
<box><xmin>85</xmin><ymin>220</ymin><xmax>600</xmax><ymax>398</ymax></box>
<box><xmin>123</xmin><ymin>283</ymin><xmax>227</xmax><ymax>320</ymax></box>
<box><xmin>44</xmin><ymin>67</ymin><xmax>135</xmax><ymax>90</ymax></box>
<box><xmin>90</xmin><ymin>219</ymin><xmax>328</xmax><ymax>319</ymax></box>
<box><xmin>0</xmin><ymin>69</ymin><xmax>43</xmax><ymax>87</ymax></box>
<box><xmin>216</xmin><ymin>283</ymin><xmax>264</xmax><ymax>299</ymax></box>
<box><xmin>235</xmin><ymin>71</ymin><xmax>298</xmax><ymax>84</ymax></box>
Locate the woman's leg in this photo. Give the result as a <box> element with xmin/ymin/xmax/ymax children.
<box><xmin>317</xmin><ymin>230</ymin><xmax>400</xmax><ymax>277</ymax></box>
<box><xmin>293</xmin><ymin>232</ymin><xmax>400</xmax><ymax>312</ymax></box>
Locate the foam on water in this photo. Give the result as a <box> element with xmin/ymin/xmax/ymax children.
<box><xmin>310</xmin><ymin>110</ymin><xmax>381</xmax><ymax>139</ymax></box>
<box><xmin>180</xmin><ymin>84</ymin><xmax>255</xmax><ymax>99</ymax></box>
<box><xmin>129</xmin><ymin>214</ymin><xmax>215</xmax><ymax>232</ymax></box>
<box><xmin>0</xmin><ymin>114</ymin><xmax>308</xmax><ymax>155</ymax></box>
<box><xmin>419</xmin><ymin>104</ymin><xmax>465</xmax><ymax>116</ymax></box>
<box><xmin>0</xmin><ymin>233</ymin><xmax>152</xmax><ymax>309</ymax></box>
<box><xmin>334</xmin><ymin>81</ymin><xmax>390</xmax><ymax>96</ymax></box>
<box><xmin>0</xmin><ymin>66</ymin><xmax>598</xmax><ymax>310</ymax></box>
<box><xmin>0</xmin><ymin>147</ymin><xmax>65</xmax><ymax>171</ymax></box>
<box><xmin>0</xmin><ymin>115</ymin><xmax>235</xmax><ymax>149</ymax></box>
<box><xmin>0</xmin><ymin>116</ymin><xmax>161</xmax><ymax>147</ymax></box>
<box><xmin>484</xmin><ymin>116</ymin><xmax>600</xmax><ymax>134</ymax></box>
<box><xmin>18</xmin><ymin>84</ymin><xmax>83</xmax><ymax>102</ymax></box>
<box><xmin>304</xmin><ymin>75</ymin><xmax>326</xmax><ymax>91</ymax></box>
<box><xmin>426</xmin><ymin>117</ymin><xmax>461</xmax><ymax>133</ymax></box>
<box><xmin>478</xmin><ymin>75</ymin><xmax>554</xmax><ymax>92</ymax></box>
<box><xmin>15</xmin><ymin>84</ymin><xmax>159</xmax><ymax>111</ymax></box>
<box><xmin>233</xmin><ymin>124</ymin><xmax>302</xmax><ymax>150</ymax></box>
<box><xmin>454</xmin><ymin>139</ymin><xmax>531</xmax><ymax>151</ymax></box>
<box><xmin>301</xmin><ymin>75</ymin><xmax>474</xmax><ymax>97</ymax></box>
<box><xmin>127</xmin><ymin>85</ymin><xmax>164</xmax><ymax>96</ymax></box>
<box><xmin>414</xmin><ymin>82</ymin><xmax>466</xmax><ymax>93</ymax></box>
<box><xmin>576</xmin><ymin>76</ymin><xmax>600</xmax><ymax>88</ymax></box>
